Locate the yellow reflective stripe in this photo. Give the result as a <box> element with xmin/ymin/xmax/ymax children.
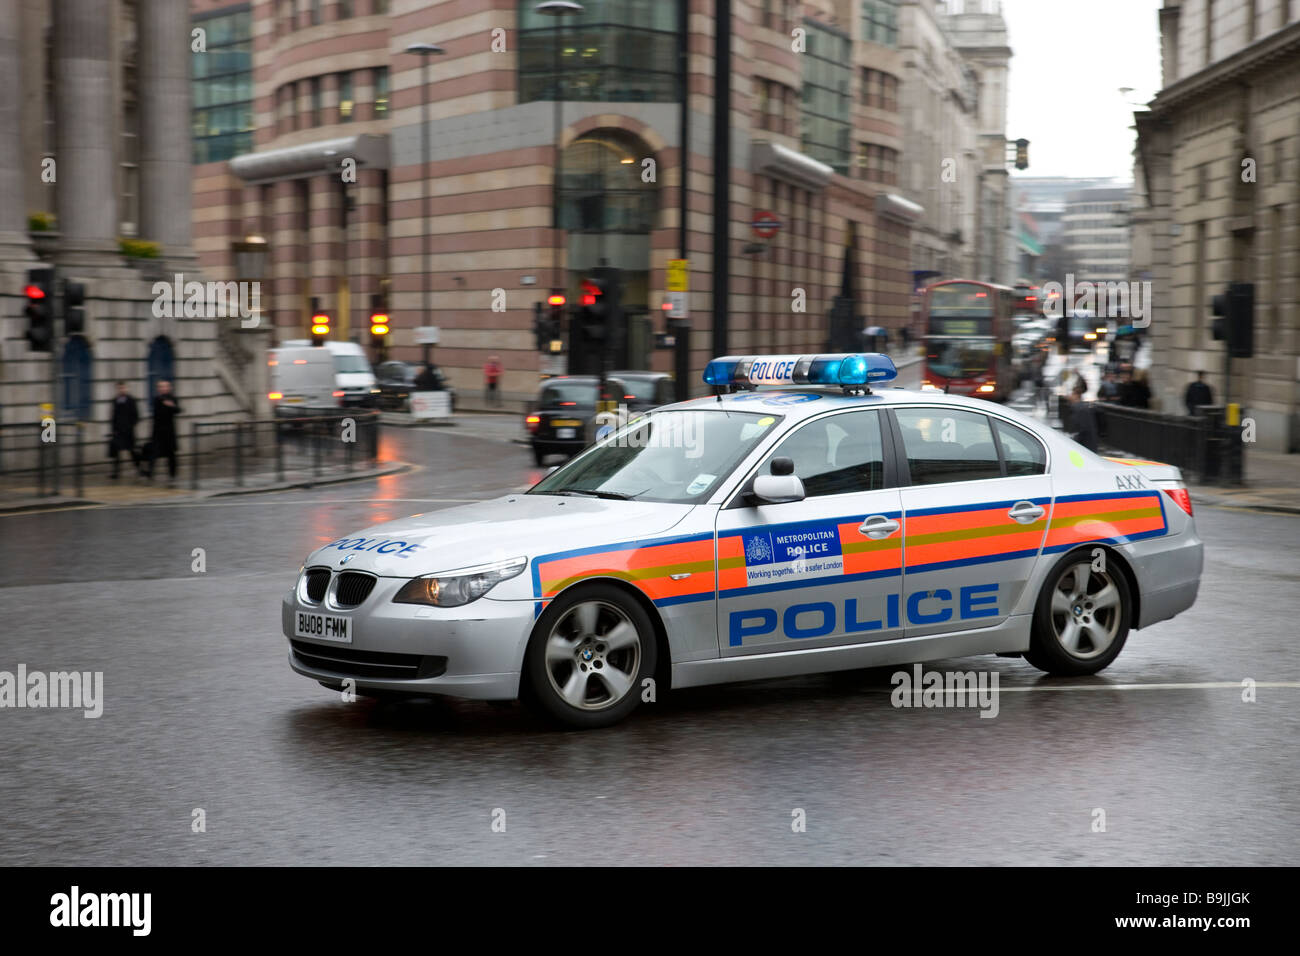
<box><xmin>905</xmin><ymin>519</ymin><xmax>1047</xmax><ymax>547</ymax></box>
<box><xmin>1048</xmin><ymin>507</ymin><xmax>1162</xmax><ymax>530</ymax></box>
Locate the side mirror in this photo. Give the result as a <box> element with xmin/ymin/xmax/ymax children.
<box><xmin>751</xmin><ymin>457</ymin><xmax>805</xmax><ymax>504</ymax></box>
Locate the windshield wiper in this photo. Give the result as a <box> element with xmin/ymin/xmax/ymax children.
<box><xmin>551</xmin><ymin>489</ymin><xmax>636</xmax><ymax>500</ymax></box>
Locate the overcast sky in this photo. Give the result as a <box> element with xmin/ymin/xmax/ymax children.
<box><xmin>1002</xmin><ymin>0</ymin><xmax>1162</xmax><ymax>182</ymax></box>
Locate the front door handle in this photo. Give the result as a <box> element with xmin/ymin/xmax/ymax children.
<box><xmin>859</xmin><ymin>515</ymin><xmax>900</xmax><ymax>539</ymax></box>
<box><xmin>1008</xmin><ymin>501</ymin><xmax>1045</xmax><ymax>524</ymax></box>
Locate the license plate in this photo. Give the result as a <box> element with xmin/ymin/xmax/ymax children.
<box><xmin>284</xmin><ymin>396</ymin><xmax>302</xmax><ymax>403</ymax></box>
<box><xmin>295</xmin><ymin>611</ymin><xmax>351</xmax><ymax>644</ymax></box>
<box><xmin>556</xmin><ymin>428</ymin><xmax>576</xmax><ymax>439</ymax></box>
<box><xmin>552</xmin><ymin>419</ymin><xmax>582</xmax><ymax>427</ymax></box>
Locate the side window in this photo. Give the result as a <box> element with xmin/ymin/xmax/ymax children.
<box><xmin>894</xmin><ymin>407</ymin><xmax>1001</xmax><ymax>485</ymax></box>
<box><xmin>760</xmin><ymin>410</ymin><xmax>885</xmax><ymax>497</ymax></box>
<box><xmin>994</xmin><ymin>419</ymin><xmax>1046</xmax><ymax>476</ymax></box>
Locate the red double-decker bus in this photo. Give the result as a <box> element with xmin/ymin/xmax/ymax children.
<box><xmin>919</xmin><ymin>279</ymin><xmax>1015</xmax><ymax>401</ymax></box>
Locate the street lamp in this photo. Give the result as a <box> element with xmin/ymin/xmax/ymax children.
<box><xmin>406</xmin><ymin>42</ymin><xmax>446</xmax><ymax>339</ymax></box>
<box><xmin>535</xmin><ymin>1</ymin><xmax>583</xmax><ymax>301</ymax></box>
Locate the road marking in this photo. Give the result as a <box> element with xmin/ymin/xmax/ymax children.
<box><xmin>860</xmin><ymin>680</ymin><xmax>1300</xmax><ymax>693</ymax></box>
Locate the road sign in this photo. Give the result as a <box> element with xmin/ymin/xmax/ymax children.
<box><xmin>410</xmin><ymin>390</ymin><xmax>451</xmax><ymax>419</ymax></box>
<box><xmin>751</xmin><ymin>210</ymin><xmax>781</xmax><ymax>239</ymax></box>
<box><xmin>414</xmin><ymin>325</ymin><xmax>440</xmax><ymax>345</ymax></box>
<box><xmin>666</xmin><ymin>290</ymin><xmax>687</xmax><ymax>319</ymax></box>
<box><xmin>667</xmin><ymin>259</ymin><xmax>688</xmax><ymax>292</ymax></box>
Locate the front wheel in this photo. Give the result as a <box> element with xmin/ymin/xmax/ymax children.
<box><xmin>524</xmin><ymin>584</ymin><xmax>657</xmax><ymax>729</ymax></box>
<box><xmin>1025</xmin><ymin>550</ymin><xmax>1132</xmax><ymax>676</ymax></box>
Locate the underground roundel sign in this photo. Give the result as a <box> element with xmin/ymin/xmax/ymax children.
<box><xmin>751</xmin><ymin>210</ymin><xmax>781</xmax><ymax>240</ymax></box>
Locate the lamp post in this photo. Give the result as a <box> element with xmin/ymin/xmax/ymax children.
<box><xmin>535</xmin><ymin>1</ymin><xmax>583</xmax><ymax>303</ymax></box>
<box><xmin>405</xmin><ymin>42</ymin><xmax>445</xmax><ymax>345</ymax></box>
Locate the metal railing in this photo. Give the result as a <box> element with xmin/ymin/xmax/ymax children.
<box><xmin>0</xmin><ymin>410</ymin><xmax>381</xmax><ymax>501</ymax></box>
<box><xmin>1090</xmin><ymin>403</ymin><xmax>1244</xmax><ymax>485</ymax></box>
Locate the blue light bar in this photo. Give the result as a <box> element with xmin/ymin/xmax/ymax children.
<box><xmin>702</xmin><ymin>353</ymin><xmax>897</xmax><ymax>388</ymax></box>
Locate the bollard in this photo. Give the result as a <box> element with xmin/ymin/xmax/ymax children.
<box><xmin>234</xmin><ymin>422</ymin><xmax>244</xmax><ymax>488</ymax></box>
<box><xmin>191</xmin><ymin>422</ymin><xmax>200</xmax><ymax>491</ymax></box>
<box><xmin>75</xmin><ymin>423</ymin><xmax>84</xmax><ymax>499</ymax></box>
<box><xmin>276</xmin><ymin>419</ymin><xmax>284</xmax><ymax>482</ymax></box>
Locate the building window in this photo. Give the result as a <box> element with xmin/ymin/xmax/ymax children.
<box><xmin>339</xmin><ymin>71</ymin><xmax>354</xmax><ymax>122</ymax></box>
<box><xmin>339</xmin><ymin>0</ymin><xmax>352</xmax><ymax>18</ymax></box>
<box><xmin>861</xmin><ymin>0</ymin><xmax>899</xmax><ymax>47</ymax></box>
<box><xmin>801</xmin><ymin>20</ymin><xmax>852</xmax><ymax>174</ymax></box>
<box><xmin>756</xmin><ymin>79</ymin><xmax>770</xmax><ymax>130</ymax></box>
<box><xmin>310</xmin><ymin>76</ymin><xmax>321</xmax><ymax>126</ymax></box>
<box><xmin>311</xmin><ymin>0</ymin><xmax>322</xmax><ymax>27</ymax></box>
<box><xmin>372</xmin><ymin>0</ymin><xmax>388</xmax><ymax>13</ymax></box>
<box><xmin>191</xmin><ymin>7</ymin><xmax>254</xmax><ymax>164</ymax></box>
<box><xmin>373</xmin><ymin>67</ymin><xmax>388</xmax><ymax>115</ymax></box>
<box><xmin>518</xmin><ymin>0</ymin><xmax>683</xmax><ymax>104</ymax></box>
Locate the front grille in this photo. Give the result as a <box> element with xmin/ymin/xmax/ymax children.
<box><xmin>290</xmin><ymin>640</ymin><xmax>447</xmax><ymax>680</ymax></box>
<box><xmin>335</xmin><ymin>572</ymin><xmax>376</xmax><ymax>608</ymax></box>
<box><xmin>304</xmin><ymin>568</ymin><xmax>331</xmax><ymax>603</ymax></box>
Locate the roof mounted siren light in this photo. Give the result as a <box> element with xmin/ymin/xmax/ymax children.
<box><xmin>702</xmin><ymin>353</ymin><xmax>898</xmax><ymax>396</ymax></box>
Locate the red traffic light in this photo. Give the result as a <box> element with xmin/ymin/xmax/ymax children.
<box><xmin>24</xmin><ymin>284</ymin><xmax>46</xmax><ymax>300</ymax></box>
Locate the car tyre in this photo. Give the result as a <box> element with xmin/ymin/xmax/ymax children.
<box><xmin>524</xmin><ymin>584</ymin><xmax>657</xmax><ymax>729</ymax></box>
<box><xmin>532</xmin><ymin>445</ymin><xmax>547</xmax><ymax>467</ymax></box>
<box><xmin>1025</xmin><ymin>550</ymin><xmax>1131</xmax><ymax>676</ymax></box>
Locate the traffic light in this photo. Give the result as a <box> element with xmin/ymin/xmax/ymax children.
<box><xmin>369</xmin><ymin>292</ymin><xmax>389</xmax><ymax>354</ymax></box>
<box><xmin>64</xmin><ymin>280</ymin><xmax>86</xmax><ymax>336</ymax></box>
<box><xmin>1014</xmin><ymin>138</ymin><xmax>1029</xmax><ymax>171</ymax></box>
<box><xmin>543</xmin><ymin>293</ymin><xmax>566</xmax><ymax>353</ymax></box>
<box><xmin>310</xmin><ymin>296</ymin><xmax>330</xmax><ymax>344</ymax></box>
<box><xmin>1211</xmin><ymin>282</ymin><xmax>1254</xmax><ymax>359</ymax></box>
<box><xmin>24</xmin><ymin>267</ymin><xmax>55</xmax><ymax>352</ymax></box>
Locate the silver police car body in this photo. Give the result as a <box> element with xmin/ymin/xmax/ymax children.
<box><xmin>282</xmin><ymin>353</ymin><xmax>1203</xmax><ymax>728</ymax></box>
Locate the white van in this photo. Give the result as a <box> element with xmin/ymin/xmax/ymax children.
<box><xmin>280</xmin><ymin>339</ymin><xmax>378</xmax><ymax>406</ymax></box>
<box><xmin>268</xmin><ymin>346</ymin><xmax>339</xmax><ymax>415</ymax></box>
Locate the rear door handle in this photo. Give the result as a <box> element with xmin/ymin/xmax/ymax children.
<box><xmin>1008</xmin><ymin>501</ymin><xmax>1045</xmax><ymax>524</ymax></box>
<box><xmin>859</xmin><ymin>515</ymin><xmax>900</xmax><ymax>539</ymax></box>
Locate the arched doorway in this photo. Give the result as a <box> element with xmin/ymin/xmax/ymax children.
<box><xmin>60</xmin><ymin>335</ymin><xmax>93</xmax><ymax>421</ymax></box>
<box><xmin>560</xmin><ymin>130</ymin><xmax>658</xmax><ymax>369</ymax></box>
<box><xmin>147</xmin><ymin>335</ymin><xmax>175</xmax><ymax>405</ymax></box>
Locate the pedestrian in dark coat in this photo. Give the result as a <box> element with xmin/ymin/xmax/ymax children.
<box><xmin>144</xmin><ymin>380</ymin><xmax>182</xmax><ymax>483</ymax></box>
<box><xmin>1184</xmin><ymin>371</ymin><xmax>1213</xmax><ymax>415</ymax></box>
<box><xmin>109</xmin><ymin>381</ymin><xmax>140</xmax><ymax>479</ymax></box>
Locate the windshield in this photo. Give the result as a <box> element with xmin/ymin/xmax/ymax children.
<box><xmin>927</xmin><ymin>338</ymin><xmax>994</xmax><ymax>379</ymax></box>
<box><xmin>529</xmin><ymin>409</ymin><xmax>782</xmax><ymax>504</ymax></box>
<box><xmin>617</xmin><ymin>378</ymin><xmax>660</xmax><ymax>403</ymax></box>
<box><xmin>540</xmin><ymin>382</ymin><xmax>597</xmax><ymax>407</ymax></box>
<box><xmin>334</xmin><ymin>355</ymin><xmax>371</xmax><ymax>374</ymax></box>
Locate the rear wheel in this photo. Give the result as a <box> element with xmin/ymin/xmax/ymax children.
<box><xmin>1025</xmin><ymin>550</ymin><xmax>1131</xmax><ymax>676</ymax></box>
<box><xmin>532</xmin><ymin>445</ymin><xmax>547</xmax><ymax>467</ymax></box>
<box><xmin>524</xmin><ymin>584</ymin><xmax>656</xmax><ymax>729</ymax></box>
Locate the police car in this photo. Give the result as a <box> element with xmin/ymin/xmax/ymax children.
<box><xmin>282</xmin><ymin>353</ymin><xmax>1203</xmax><ymax>728</ymax></box>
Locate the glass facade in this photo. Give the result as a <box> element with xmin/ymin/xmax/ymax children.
<box><xmin>192</xmin><ymin>6</ymin><xmax>253</xmax><ymax>164</ymax></box>
<box><xmin>517</xmin><ymin>1</ymin><xmax>682</xmax><ymax>104</ymax></box>
<box><xmin>861</xmin><ymin>0</ymin><xmax>899</xmax><ymax>46</ymax></box>
<box><xmin>801</xmin><ymin>22</ymin><xmax>852</xmax><ymax>175</ymax></box>
<box><xmin>559</xmin><ymin>138</ymin><xmax>657</xmax><ymax>233</ymax></box>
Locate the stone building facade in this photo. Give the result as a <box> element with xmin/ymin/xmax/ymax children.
<box><xmin>1135</xmin><ymin>0</ymin><xmax>1300</xmax><ymax>450</ymax></box>
<box><xmin>1</xmin><ymin>0</ymin><xmax>243</xmax><ymax>442</ymax></box>
<box><xmin>191</xmin><ymin>0</ymin><xmax>918</xmax><ymax>405</ymax></box>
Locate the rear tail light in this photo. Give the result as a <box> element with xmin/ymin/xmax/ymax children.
<box><xmin>268</xmin><ymin>392</ymin><xmax>283</xmax><ymax>400</ymax></box>
<box><xmin>525</xmin><ymin>414</ymin><xmax>540</xmax><ymax>433</ymax></box>
<box><xmin>1163</xmin><ymin>486</ymin><xmax>1193</xmax><ymax>516</ymax></box>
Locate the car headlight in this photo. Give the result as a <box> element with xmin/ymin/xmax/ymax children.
<box><xmin>392</xmin><ymin>556</ymin><xmax>527</xmax><ymax>608</ymax></box>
